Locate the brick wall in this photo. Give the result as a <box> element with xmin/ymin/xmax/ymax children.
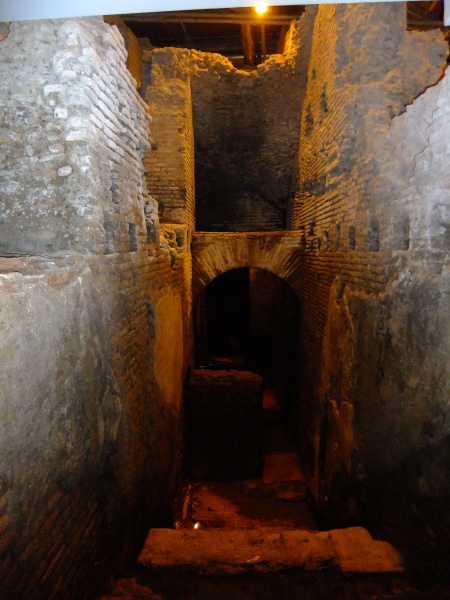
<box><xmin>0</xmin><ymin>18</ymin><xmax>191</xmax><ymax>600</ymax></box>
<box><xmin>290</xmin><ymin>2</ymin><xmax>450</xmax><ymax>579</ymax></box>
<box><xmin>144</xmin><ymin>49</ymin><xmax>195</xmax><ymax>229</ymax></box>
<box><xmin>141</xmin><ymin>10</ymin><xmax>317</xmax><ymax>235</ymax></box>
<box><xmin>189</xmin><ymin>10</ymin><xmax>316</xmax><ymax>232</ymax></box>
<box><xmin>0</xmin><ymin>19</ymin><xmax>149</xmax><ymax>255</ymax></box>
<box><xmin>192</xmin><ymin>231</ymin><xmax>304</xmax><ymax>301</ymax></box>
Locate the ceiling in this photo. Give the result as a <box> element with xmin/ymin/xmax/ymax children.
<box><xmin>123</xmin><ymin>5</ymin><xmax>305</xmax><ymax>67</ymax></box>
<box><xmin>119</xmin><ymin>1</ymin><xmax>446</xmax><ymax>68</ymax></box>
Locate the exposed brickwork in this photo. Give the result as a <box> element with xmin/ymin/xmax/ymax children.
<box><xmin>141</xmin><ymin>11</ymin><xmax>317</xmax><ymax>235</ymax></box>
<box><xmin>143</xmin><ymin>50</ymin><xmax>195</xmax><ymax>230</ymax></box>
<box><xmin>103</xmin><ymin>16</ymin><xmax>143</xmax><ymax>89</ymax></box>
<box><xmin>289</xmin><ymin>2</ymin><xmax>450</xmax><ymax>579</ymax></box>
<box><xmin>291</xmin><ymin>3</ymin><xmax>446</xmax><ymax>242</ymax></box>
<box><xmin>192</xmin><ymin>231</ymin><xmax>304</xmax><ymax>301</ymax></box>
<box><xmin>0</xmin><ymin>247</ymin><xmax>192</xmax><ymax>600</ymax></box>
<box><xmin>145</xmin><ymin>37</ymin><xmax>310</xmax><ymax>232</ymax></box>
<box><xmin>0</xmin><ymin>17</ymin><xmax>192</xmax><ymax>600</ymax></box>
<box><xmin>185</xmin><ymin>10</ymin><xmax>316</xmax><ymax>232</ymax></box>
<box><xmin>2</xmin><ymin>3</ymin><xmax>450</xmax><ymax>592</ymax></box>
<box><xmin>0</xmin><ymin>18</ymin><xmax>149</xmax><ymax>255</ymax></box>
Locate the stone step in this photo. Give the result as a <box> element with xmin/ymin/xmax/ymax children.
<box><xmin>100</xmin><ymin>578</ymin><xmax>161</xmax><ymax>600</ymax></box>
<box><xmin>138</xmin><ymin>526</ymin><xmax>405</xmax><ymax>576</ymax></box>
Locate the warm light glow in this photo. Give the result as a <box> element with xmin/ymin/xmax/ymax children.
<box><xmin>254</xmin><ymin>3</ymin><xmax>268</xmax><ymax>15</ymax></box>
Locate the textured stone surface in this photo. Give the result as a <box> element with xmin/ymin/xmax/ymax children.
<box><xmin>100</xmin><ymin>578</ymin><xmax>161</xmax><ymax>600</ymax></box>
<box><xmin>192</xmin><ymin>231</ymin><xmax>304</xmax><ymax>302</ymax></box>
<box><xmin>190</xmin><ymin>13</ymin><xmax>317</xmax><ymax>232</ymax></box>
<box><xmin>0</xmin><ymin>250</ymin><xmax>192</xmax><ymax>599</ymax></box>
<box><xmin>330</xmin><ymin>527</ymin><xmax>405</xmax><ymax>574</ymax></box>
<box><xmin>2</xmin><ymin>3</ymin><xmax>450</xmax><ymax>596</ymax></box>
<box><xmin>287</xmin><ymin>1</ymin><xmax>450</xmax><ymax>581</ymax></box>
<box><xmin>0</xmin><ymin>18</ymin><xmax>149</xmax><ymax>255</ymax></box>
<box><xmin>143</xmin><ymin>49</ymin><xmax>195</xmax><ymax>229</ymax></box>
<box><xmin>139</xmin><ymin>528</ymin><xmax>337</xmax><ymax>573</ymax></box>
<box><xmin>186</xmin><ymin>370</ymin><xmax>263</xmax><ymax>480</ymax></box>
<box><xmin>0</xmin><ymin>17</ymin><xmax>192</xmax><ymax>600</ymax></box>
<box><xmin>143</xmin><ymin>10</ymin><xmax>316</xmax><ymax>233</ymax></box>
<box><xmin>139</xmin><ymin>526</ymin><xmax>404</xmax><ymax>575</ymax></box>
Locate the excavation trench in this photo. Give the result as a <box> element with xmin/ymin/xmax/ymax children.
<box><xmin>95</xmin><ymin>272</ymin><xmax>423</xmax><ymax>600</ymax></box>
<box><xmin>97</xmin><ymin>265</ymin><xmax>448</xmax><ymax>600</ymax></box>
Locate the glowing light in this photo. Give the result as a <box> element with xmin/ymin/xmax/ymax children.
<box><xmin>193</xmin><ymin>521</ymin><xmax>201</xmax><ymax>529</ymax></box>
<box><xmin>254</xmin><ymin>3</ymin><xmax>268</xmax><ymax>15</ymax></box>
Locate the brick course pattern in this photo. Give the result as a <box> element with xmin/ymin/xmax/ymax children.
<box><xmin>289</xmin><ymin>3</ymin><xmax>450</xmax><ymax>579</ymax></box>
<box><xmin>143</xmin><ymin>11</ymin><xmax>316</xmax><ymax>233</ymax></box>
<box><xmin>190</xmin><ymin>13</ymin><xmax>316</xmax><ymax>232</ymax></box>
<box><xmin>143</xmin><ymin>49</ymin><xmax>196</xmax><ymax>229</ymax></box>
<box><xmin>0</xmin><ymin>18</ymin><xmax>149</xmax><ymax>255</ymax></box>
<box><xmin>192</xmin><ymin>231</ymin><xmax>304</xmax><ymax>301</ymax></box>
<box><xmin>0</xmin><ymin>18</ymin><xmax>192</xmax><ymax>600</ymax></box>
<box><xmin>0</xmin><ymin>249</ymin><xmax>191</xmax><ymax>600</ymax></box>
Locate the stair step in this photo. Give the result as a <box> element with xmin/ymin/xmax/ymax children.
<box><xmin>138</xmin><ymin>526</ymin><xmax>405</xmax><ymax>575</ymax></box>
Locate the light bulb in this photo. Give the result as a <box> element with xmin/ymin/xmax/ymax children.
<box><xmin>255</xmin><ymin>3</ymin><xmax>268</xmax><ymax>15</ymax></box>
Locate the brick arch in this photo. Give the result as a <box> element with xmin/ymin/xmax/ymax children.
<box><xmin>191</xmin><ymin>231</ymin><xmax>304</xmax><ymax>300</ymax></box>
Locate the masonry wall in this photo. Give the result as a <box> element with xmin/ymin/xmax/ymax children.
<box><xmin>144</xmin><ymin>49</ymin><xmax>195</xmax><ymax>229</ymax></box>
<box><xmin>291</xmin><ymin>2</ymin><xmax>450</xmax><ymax>580</ymax></box>
<box><xmin>0</xmin><ymin>19</ymin><xmax>150</xmax><ymax>255</ymax></box>
<box><xmin>141</xmin><ymin>9</ymin><xmax>317</xmax><ymax>235</ymax></box>
<box><xmin>190</xmin><ymin>10</ymin><xmax>316</xmax><ymax>232</ymax></box>
<box><xmin>0</xmin><ymin>19</ymin><xmax>191</xmax><ymax>600</ymax></box>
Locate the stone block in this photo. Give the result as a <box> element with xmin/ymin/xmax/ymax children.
<box><xmin>186</xmin><ymin>369</ymin><xmax>263</xmax><ymax>481</ymax></box>
<box><xmin>139</xmin><ymin>528</ymin><xmax>337</xmax><ymax>573</ymax></box>
<box><xmin>100</xmin><ymin>579</ymin><xmax>161</xmax><ymax>600</ymax></box>
<box><xmin>330</xmin><ymin>527</ymin><xmax>405</xmax><ymax>574</ymax></box>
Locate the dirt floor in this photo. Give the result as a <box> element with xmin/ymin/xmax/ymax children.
<box><xmin>185</xmin><ymin>477</ymin><xmax>315</xmax><ymax>530</ymax></box>
<box><xmin>177</xmin><ymin>387</ymin><xmax>316</xmax><ymax>531</ymax></box>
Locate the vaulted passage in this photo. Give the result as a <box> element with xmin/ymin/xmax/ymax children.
<box><xmin>195</xmin><ymin>267</ymin><xmax>299</xmax><ymax>379</ymax></box>
<box><xmin>1</xmin><ymin>4</ymin><xmax>450</xmax><ymax>600</ymax></box>
<box><xmin>187</xmin><ymin>266</ymin><xmax>301</xmax><ymax>480</ymax></box>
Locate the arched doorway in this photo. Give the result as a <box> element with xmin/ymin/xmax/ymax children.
<box><xmin>195</xmin><ymin>267</ymin><xmax>301</xmax><ymax>425</ymax></box>
<box><xmin>184</xmin><ymin>266</ymin><xmax>313</xmax><ymax>528</ymax></box>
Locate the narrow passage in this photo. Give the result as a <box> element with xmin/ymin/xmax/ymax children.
<box><xmin>95</xmin><ymin>387</ymin><xmax>429</xmax><ymax>600</ymax></box>
<box><xmin>182</xmin><ymin>386</ymin><xmax>316</xmax><ymax>531</ymax></box>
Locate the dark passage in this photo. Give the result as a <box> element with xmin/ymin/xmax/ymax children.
<box><xmin>195</xmin><ymin>267</ymin><xmax>300</xmax><ymax>435</ymax></box>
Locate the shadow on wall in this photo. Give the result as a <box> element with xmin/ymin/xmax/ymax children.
<box><xmin>311</xmin><ymin>268</ymin><xmax>450</xmax><ymax>580</ymax></box>
<box><xmin>145</xmin><ymin>287</ymin><xmax>186</xmax><ymax>525</ymax></box>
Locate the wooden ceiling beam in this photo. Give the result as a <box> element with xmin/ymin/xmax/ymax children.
<box><xmin>124</xmin><ymin>12</ymin><xmax>301</xmax><ymax>26</ymax></box>
<box><xmin>241</xmin><ymin>23</ymin><xmax>256</xmax><ymax>66</ymax></box>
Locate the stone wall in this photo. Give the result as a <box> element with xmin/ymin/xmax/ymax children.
<box><xmin>143</xmin><ymin>49</ymin><xmax>195</xmax><ymax>229</ymax></box>
<box><xmin>189</xmin><ymin>9</ymin><xmax>316</xmax><ymax>232</ymax></box>
<box><xmin>0</xmin><ymin>18</ymin><xmax>191</xmax><ymax>600</ymax></box>
<box><xmin>0</xmin><ymin>19</ymin><xmax>149</xmax><ymax>255</ymax></box>
<box><xmin>141</xmin><ymin>9</ymin><xmax>317</xmax><ymax>235</ymax></box>
<box><xmin>291</xmin><ymin>2</ymin><xmax>450</xmax><ymax>579</ymax></box>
